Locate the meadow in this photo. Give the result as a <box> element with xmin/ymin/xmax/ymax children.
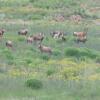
<box><xmin>0</xmin><ymin>0</ymin><xmax>100</xmax><ymax>100</ymax></box>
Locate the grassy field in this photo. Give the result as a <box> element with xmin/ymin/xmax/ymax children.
<box><xmin>0</xmin><ymin>0</ymin><xmax>100</xmax><ymax>100</ymax></box>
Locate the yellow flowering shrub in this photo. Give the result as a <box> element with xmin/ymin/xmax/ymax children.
<box><xmin>8</xmin><ymin>69</ymin><xmax>22</xmax><ymax>77</ymax></box>
<box><xmin>87</xmin><ymin>74</ymin><xmax>100</xmax><ymax>80</ymax></box>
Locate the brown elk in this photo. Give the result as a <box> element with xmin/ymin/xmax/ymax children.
<box><xmin>27</xmin><ymin>36</ymin><xmax>33</xmax><ymax>44</ymax></box>
<box><xmin>54</xmin><ymin>15</ymin><xmax>65</xmax><ymax>22</ymax></box>
<box><xmin>73</xmin><ymin>31</ymin><xmax>87</xmax><ymax>37</ymax></box>
<box><xmin>70</xmin><ymin>15</ymin><xmax>82</xmax><ymax>23</ymax></box>
<box><xmin>73</xmin><ymin>27</ymin><xmax>88</xmax><ymax>37</ymax></box>
<box><xmin>38</xmin><ymin>44</ymin><xmax>52</xmax><ymax>54</ymax></box>
<box><xmin>0</xmin><ymin>29</ymin><xmax>5</xmax><ymax>38</ymax></box>
<box><xmin>76</xmin><ymin>36</ymin><xmax>87</xmax><ymax>43</ymax></box>
<box><xmin>18</xmin><ymin>28</ymin><xmax>28</xmax><ymax>36</ymax></box>
<box><xmin>32</xmin><ymin>33</ymin><xmax>44</xmax><ymax>43</ymax></box>
<box><xmin>6</xmin><ymin>40</ymin><xmax>13</xmax><ymax>48</ymax></box>
<box><xmin>50</xmin><ymin>31</ymin><xmax>64</xmax><ymax>39</ymax></box>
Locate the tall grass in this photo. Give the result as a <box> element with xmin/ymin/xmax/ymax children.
<box><xmin>0</xmin><ymin>0</ymin><xmax>100</xmax><ymax>99</ymax></box>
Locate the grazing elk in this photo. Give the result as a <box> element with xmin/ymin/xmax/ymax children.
<box><xmin>73</xmin><ymin>27</ymin><xmax>88</xmax><ymax>37</ymax></box>
<box><xmin>27</xmin><ymin>36</ymin><xmax>33</xmax><ymax>44</ymax></box>
<box><xmin>6</xmin><ymin>40</ymin><xmax>13</xmax><ymax>48</ymax></box>
<box><xmin>18</xmin><ymin>28</ymin><xmax>28</xmax><ymax>36</ymax></box>
<box><xmin>73</xmin><ymin>27</ymin><xmax>88</xmax><ymax>43</ymax></box>
<box><xmin>38</xmin><ymin>44</ymin><xmax>52</xmax><ymax>54</ymax></box>
<box><xmin>54</xmin><ymin>15</ymin><xmax>65</xmax><ymax>22</ymax></box>
<box><xmin>73</xmin><ymin>32</ymin><xmax>87</xmax><ymax>43</ymax></box>
<box><xmin>50</xmin><ymin>31</ymin><xmax>64</xmax><ymax>39</ymax></box>
<box><xmin>73</xmin><ymin>31</ymin><xmax>87</xmax><ymax>37</ymax></box>
<box><xmin>76</xmin><ymin>36</ymin><xmax>87</xmax><ymax>43</ymax></box>
<box><xmin>70</xmin><ymin>15</ymin><xmax>82</xmax><ymax>23</ymax></box>
<box><xmin>0</xmin><ymin>28</ymin><xmax>5</xmax><ymax>38</ymax></box>
<box><xmin>32</xmin><ymin>33</ymin><xmax>44</xmax><ymax>43</ymax></box>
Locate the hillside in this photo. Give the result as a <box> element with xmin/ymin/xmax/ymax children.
<box><xmin>0</xmin><ymin>0</ymin><xmax>100</xmax><ymax>100</ymax></box>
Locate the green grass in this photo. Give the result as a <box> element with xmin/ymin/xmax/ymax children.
<box><xmin>0</xmin><ymin>0</ymin><xmax>100</xmax><ymax>100</ymax></box>
<box><xmin>0</xmin><ymin>76</ymin><xmax>100</xmax><ymax>100</ymax></box>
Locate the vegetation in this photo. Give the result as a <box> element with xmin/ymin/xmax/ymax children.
<box><xmin>26</xmin><ymin>79</ymin><xmax>43</xmax><ymax>89</ymax></box>
<box><xmin>0</xmin><ymin>0</ymin><xmax>100</xmax><ymax>100</ymax></box>
<box><xmin>64</xmin><ymin>47</ymin><xmax>100</xmax><ymax>59</ymax></box>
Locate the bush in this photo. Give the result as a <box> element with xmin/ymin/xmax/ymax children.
<box><xmin>62</xmin><ymin>67</ymin><xmax>79</xmax><ymax>79</ymax></box>
<box><xmin>17</xmin><ymin>37</ymin><xmax>25</xmax><ymax>42</ymax></box>
<box><xmin>53</xmin><ymin>50</ymin><xmax>61</xmax><ymax>56</ymax></box>
<box><xmin>7</xmin><ymin>60</ymin><xmax>14</xmax><ymax>65</ymax></box>
<box><xmin>46</xmin><ymin>69</ymin><xmax>55</xmax><ymax>76</ymax></box>
<box><xmin>25</xmin><ymin>79</ymin><xmax>43</xmax><ymax>89</ymax></box>
<box><xmin>80</xmin><ymin>49</ymin><xmax>97</xmax><ymax>59</ymax></box>
<box><xmin>29</xmin><ymin>0</ymin><xmax>37</xmax><ymax>3</ymax></box>
<box><xmin>25</xmin><ymin>58</ymin><xmax>32</xmax><ymax>65</ymax></box>
<box><xmin>41</xmin><ymin>54</ymin><xmax>50</xmax><ymax>60</ymax></box>
<box><xmin>64</xmin><ymin>47</ymin><xmax>99</xmax><ymax>59</ymax></box>
<box><xmin>31</xmin><ymin>14</ymin><xmax>43</xmax><ymax>20</ymax></box>
<box><xmin>3</xmin><ymin>49</ymin><xmax>14</xmax><ymax>60</ymax></box>
<box><xmin>65</xmin><ymin>47</ymin><xmax>80</xmax><ymax>58</ymax></box>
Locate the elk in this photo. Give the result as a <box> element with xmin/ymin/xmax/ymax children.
<box><xmin>50</xmin><ymin>31</ymin><xmax>64</xmax><ymax>39</ymax></box>
<box><xmin>32</xmin><ymin>33</ymin><xmax>44</xmax><ymax>43</ymax></box>
<box><xmin>61</xmin><ymin>36</ymin><xmax>66</xmax><ymax>41</ymax></box>
<box><xmin>38</xmin><ymin>44</ymin><xmax>52</xmax><ymax>54</ymax></box>
<box><xmin>73</xmin><ymin>27</ymin><xmax>88</xmax><ymax>37</ymax></box>
<box><xmin>76</xmin><ymin>36</ymin><xmax>87</xmax><ymax>43</ymax></box>
<box><xmin>18</xmin><ymin>28</ymin><xmax>28</xmax><ymax>36</ymax></box>
<box><xmin>54</xmin><ymin>15</ymin><xmax>65</xmax><ymax>22</ymax></box>
<box><xmin>73</xmin><ymin>31</ymin><xmax>87</xmax><ymax>37</ymax></box>
<box><xmin>73</xmin><ymin>27</ymin><xmax>88</xmax><ymax>43</ymax></box>
<box><xmin>27</xmin><ymin>36</ymin><xmax>33</xmax><ymax>44</ymax></box>
<box><xmin>6</xmin><ymin>40</ymin><xmax>13</xmax><ymax>48</ymax></box>
<box><xmin>0</xmin><ymin>28</ymin><xmax>5</xmax><ymax>38</ymax></box>
<box><xmin>70</xmin><ymin>15</ymin><xmax>82</xmax><ymax>23</ymax></box>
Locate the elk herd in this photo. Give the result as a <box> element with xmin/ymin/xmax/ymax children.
<box><xmin>0</xmin><ymin>27</ymin><xmax>88</xmax><ymax>54</ymax></box>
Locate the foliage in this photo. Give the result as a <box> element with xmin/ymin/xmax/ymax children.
<box><xmin>0</xmin><ymin>0</ymin><xmax>100</xmax><ymax>99</ymax></box>
<box><xmin>25</xmin><ymin>79</ymin><xmax>43</xmax><ymax>89</ymax></box>
<box><xmin>53</xmin><ymin>50</ymin><xmax>61</xmax><ymax>57</ymax></box>
<box><xmin>46</xmin><ymin>69</ymin><xmax>55</xmax><ymax>76</ymax></box>
<box><xmin>40</xmin><ymin>54</ymin><xmax>50</xmax><ymax>60</ymax></box>
<box><xmin>64</xmin><ymin>47</ymin><xmax>99</xmax><ymax>59</ymax></box>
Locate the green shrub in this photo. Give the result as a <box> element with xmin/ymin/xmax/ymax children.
<box><xmin>5</xmin><ymin>53</ymin><xmax>14</xmax><ymax>60</ymax></box>
<box><xmin>46</xmin><ymin>69</ymin><xmax>55</xmax><ymax>76</ymax></box>
<box><xmin>65</xmin><ymin>47</ymin><xmax>80</xmax><ymax>58</ymax></box>
<box><xmin>7</xmin><ymin>60</ymin><xmax>14</xmax><ymax>65</ymax></box>
<box><xmin>17</xmin><ymin>37</ymin><xmax>25</xmax><ymax>42</ymax></box>
<box><xmin>62</xmin><ymin>67</ymin><xmax>79</xmax><ymax>79</ymax></box>
<box><xmin>53</xmin><ymin>50</ymin><xmax>61</xmax><ymax>56</ymax></box>
<box><xmin>64</xmin><ymin>47</ymin><xmax>99</xmax><ymax>59</ymax></box>
<box><xmin>80</xmin><ymin>49</ymin><xmax>97</xmax><ymax>59</ymax></box>
<box><xmin>41</xmin><ymin>54</ymin><xmax>50</xmax><ymax>60</ymax></box>
<box><xmin>29</xmin><ymin>0</ymin><xmax>37</xmax><ymax>3</ymax></box>
<box><xmin>3</xmin><ymin>49</ymin><xmax>14</xmax><ymax>60</ymax></box>
<box><xmin>25</xmin><ymin>79</ymin><xmax>43</xmax><ymax>89</ymax></box>
<box><xmin>31</xmin><ymin>14</ymin><xmax>43</xmax><ymax>20</ymax></box>
<box><xmin>25</xmin><ymin>58</ymin><xmax>32</xmax><ymax>65</ymax></box>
